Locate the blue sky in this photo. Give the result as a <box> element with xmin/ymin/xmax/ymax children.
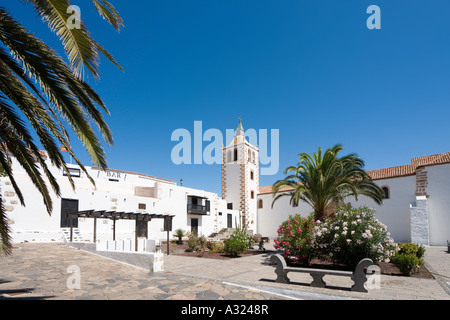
<box><xmin>5</xmin><ymin>0</ymin><xmax>450</xmax><ymax>195</ymax></box>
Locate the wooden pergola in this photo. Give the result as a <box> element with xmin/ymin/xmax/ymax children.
<box><xmin>66</xmin><ymin>209</ymin><xmax>174</xmax><ymax>254</ymax></box>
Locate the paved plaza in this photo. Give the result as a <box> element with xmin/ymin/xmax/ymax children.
<box><xmin>0</xmin><ymin>243</ymin><xmax>449</xmax><ymax>300</ymax></box>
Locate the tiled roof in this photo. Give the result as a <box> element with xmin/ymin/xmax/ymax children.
<box><xmin>368</xmin><ymin>152</ymin><xmax>450</xmax><ymax>180</ymax></box>
<box><xmin>259</xmin><ymin>152</ymin><xmax>450</xmax><ymax>194</ymax></box>
<box><xmin>259</xmin><ymin>185</ymin><xmax>295</xmax><ymax>195</ymax></box>
<box><xmin>367</xmin><ymin>164</ymin><xmax>415</xmax><ymax>180</ymax></box>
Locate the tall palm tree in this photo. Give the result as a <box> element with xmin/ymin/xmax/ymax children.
<box><xmin>0</xmin><ymin>0</ymin><xmax>123</xmax><ymax>255</ymax></box>
<box><xmin>272</xmin><ymin>144</ymin><xmax>383</xmax><ymax>221</ymax></box>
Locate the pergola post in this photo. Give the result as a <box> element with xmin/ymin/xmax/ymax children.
<box><xmin>93</xmin><ymin>217</ymin><xmax>97</xmax><ymax>243</ymax></box>
<box><xmin>135</xmin><ymin>219</ymin><xmax>138</xmax><ymax>252</ymax></box>
<box><xmin>112</xmin><ymin>218</ymin><xmax>116</xmax><ymax>241</ymax></box>
<box><xmin>69</xmin><ymin>214</ymin><xmax>73</xmax><ymax>242</ymax></box>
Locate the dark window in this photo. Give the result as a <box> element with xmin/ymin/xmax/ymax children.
<box><xmin>234</xmin><ymin>148</ymin><xmax>238</xmax><ymax>161</ymax></box>
<box><xmin>382</xmin><ymin>186</ymin><xmax>390</xmax><ymax>199</ymax></box>
<box><xmin>227</xmin><ymin>203</ymin><xmax>233</xmax><ymax>210</ymax></box>
<box><xmin>206</xmin><ymin>200</ymin><xmax>210</xmax><ymax>212</ymax></box>
<box><xmin>250</xmin><ymin>170</ymin><xmax>254</xmax><ymax>180</ymax></box>
<box><xmin>138</xmin><ymin>203</ymin><xmax>146</xmax><ymax>210</ymax></box>
<box><xmin>251</xmin><ymin>190</ymin><xmax>255</xmax><ymax>199</ymax></box>
<box><xmin>63</xmin><ymin>168</ymin><xmax>81</xmax><ymax>177</ymax></box>
<box><xmin>258</xmin><ymin>199</ymin><xmax>263</xmax><ymax>209</ymax></box>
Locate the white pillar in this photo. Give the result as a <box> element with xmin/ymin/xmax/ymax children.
<box><xmin>410</xmin><ymin>195</ymin><xmax>430</xmax><ymax>245</ymax></box>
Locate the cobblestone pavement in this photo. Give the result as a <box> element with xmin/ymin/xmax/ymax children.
<box><xmin>0</xmin><ymin>243</ymin><xmax>449</xmax><ymax>300</ymax></box>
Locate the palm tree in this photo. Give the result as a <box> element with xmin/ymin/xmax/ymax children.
<box><xmin>272</xmin><ymin>144</ymin><xmax>383</xmax><ymax>221</ymax></box>
<box><xmin>0</xmin><ymin>0</ymin><xmax>123</xmax><ymax>255</ymax></box>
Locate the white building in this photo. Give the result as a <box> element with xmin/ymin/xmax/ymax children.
<box><xmin>3</xmin><ymin>119</ymin><xmax>449</xmax><ymax>246</ymax></box>
<box><xmin>3</xmin><ymin>152</ymin><xmax>241</xmax><ymax>243</ymax></box>
<box><xmin>257</xmin><ymin>152</ymin><xmax>450</xmax><ymax>246</ymax></box>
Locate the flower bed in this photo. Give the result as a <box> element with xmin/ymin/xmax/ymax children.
<box><xmin>274</xmin><ymin>206</ymin><xmax>431</xmax><ymax>278</ymax></box>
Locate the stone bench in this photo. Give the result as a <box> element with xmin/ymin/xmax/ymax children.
<box><xmin>269</xmin><ymin>254</ymin><xmax>374</xmax><ymax>293</ymax></box>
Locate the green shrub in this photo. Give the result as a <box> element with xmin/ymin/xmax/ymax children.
<box><xmin>392</xmin><ymin>243</ymin><xmax>426</xmax><ymax>275</ymax></box>
<box><xmin>397</xmin><ymin>242</ymin><xmax>425</xmax><ymax>259</ymax></box>
<box><xmin>223</xmin><ymin>237</ymin><xmax>247</xmax><ymax>256</ymax></box>
<box><xmin>391</xmin><ymin>253</ymin><xmax>420</xmax><ymax>276</ymax></box>
<box><xmin>187</xmin><ymin>235</ymin><xmax>207</xmax><ymax>254</ymax></box>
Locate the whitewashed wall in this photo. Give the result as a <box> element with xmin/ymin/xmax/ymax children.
<box><xmin>256</xmin><ymin>192</ymin><xmax>313</xmax><ymax>240</ymax></box>
<box><xmin>426</xmin><ymin>163</ymin><xmax>450</xmax><ymax>245</ymax></box>
<box><xmin>3</xmin><ymin>157</ymin><xmax>239</xmax><ymax>243</ymax></box>
<box><xmin>347</xmin><ymin>176</ymin><xmax>416</xmax><ymax>243</ymax></box>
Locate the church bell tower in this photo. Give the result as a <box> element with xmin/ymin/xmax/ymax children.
<box><xmin>221</xmin><ymin>119</ymin><xmax>259</xmax><ymax>232</ymax></box>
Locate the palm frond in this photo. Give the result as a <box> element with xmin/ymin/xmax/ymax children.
<box><xmin>91</xmin><ymin>0</ymin><xmax>124</xmax><ymax>32</ymax></box>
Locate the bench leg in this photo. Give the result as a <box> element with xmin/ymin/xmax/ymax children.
<box><xmin>274</xmin><ymin>269</ymin><xmax>290</xmax><ymax>284</ymax></box>
<box><xmin>351</xmin><ymin>258</ymin><xmax>373</xmax><ymax>292</ymax></box>
<box><xmin>310</xmin><ymin>272</ymin><xmax>326</xmax><ymax>288</ymax></box>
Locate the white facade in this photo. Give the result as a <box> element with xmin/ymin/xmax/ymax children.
<box><xmin>3</xmin><ymin>154</ymin><xmax>240</xmax><ymax>243</ymax></box>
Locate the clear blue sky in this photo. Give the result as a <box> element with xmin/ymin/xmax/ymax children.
<box><xmin>6</xmin><ymin>0</ymin><xmax>450</xmax><ymax>195</ymax></box>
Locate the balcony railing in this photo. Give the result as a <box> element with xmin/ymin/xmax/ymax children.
<box><xmin>187</xmin><ymin>204</ymin><xmax>207</xmax><ymax>215</ymax></box>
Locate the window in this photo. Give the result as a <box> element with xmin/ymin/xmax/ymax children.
<box><xmin>381</xmin><ymin>186</ymin><xmax>390</xmax><ymax>199</ymax></box>
<box><xmin>250</xmin><ymin>190</ymin><xmax>254</xmax><ymax>199</ymax></box>
<box><xmin>258</xmin><ymin>199</ymin><xmax>263</xmax><ymax>209</ymax></box>
<box><xmin>250</xmin><ymin>170</ymin><xmax>254</xmax><ymax>180</ymax></box>
<box><xmin>252</xmin><ymin>151</ymin><xmax>256</xmax><ymax>164</ymax></box>
<box><xmin>227</xmin><ymin>150</ymin><xmax>231</xmax><ymax>163</ymax></box>
<box><xmin>63</xmin><ymin>167</ymin><xmax>81</xmax><ymax>177</ymax></box>
<box><xmin>138</xmin><ymin>203</ymin><xmax>146</xmax><ymax>210</ymax></box>
<box><xmin>227</xmin><ymin>203</ymin><xmax>233</xmax><ymax>209</ymax></box>
<box><xmin>234</xmin><ymin>147</ymin><xmax>238</xmax><ymax>162</ymax></box>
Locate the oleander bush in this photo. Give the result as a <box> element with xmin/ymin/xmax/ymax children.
<box><xmin>311</xmin><ymin>206</ymin><xmax>398</xmax><ymax>268</ymax></box>
<box><xmin>273</xmin><ymin>213</ymin><xmax>316</xmax><ymax>265</ymax></box>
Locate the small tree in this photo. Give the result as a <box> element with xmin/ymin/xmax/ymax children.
<box><xmin>173</xmin><ymin>228</ymin><xmax>186</xmax><ymax>244</ymax></box>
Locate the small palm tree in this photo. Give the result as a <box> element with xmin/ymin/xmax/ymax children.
<box><xmin>173</xmin><ymin>228</ymin><xmax>186</xmax><ymax>244</ymax></box>
<box><xmin>0</xmin><ymin>0</ymin><xmax>123</xmax><ymax>255</ymax></box>
<box><xmin>272</xmin><ymin>144</ymin><xmax>383</xmax><ymax>221</ymax></box>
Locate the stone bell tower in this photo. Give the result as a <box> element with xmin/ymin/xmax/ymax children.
<box><xmin>221</xmin><ymin>119</ymin><xmax>259</xmax><ymax>232</ymax></box>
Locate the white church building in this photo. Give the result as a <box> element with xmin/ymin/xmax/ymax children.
<box><xmin>2</xmin><ymin>120</ymin><xmax>449</xmax><ymax>246</ymax></box>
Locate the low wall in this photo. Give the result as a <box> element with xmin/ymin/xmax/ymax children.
<box><xmin>67</xmin><ymin>242</ymin><xmax>164</xmax><ymax>272</ymax></box>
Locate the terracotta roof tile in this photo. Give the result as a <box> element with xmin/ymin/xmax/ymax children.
<box><xmin>258</xmin><ymin>185</ymin><xmax>295</xmax><ymax>195</ymax></box>
<box><xmin>367</xmin><ymin>164</ymin><xmax>415</xmax><ymax>180</ymax></box>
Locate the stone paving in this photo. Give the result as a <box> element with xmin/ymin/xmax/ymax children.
<box><xmin>0</xmin><ymin>243</ymin><xmax>449</xmax><ymax>300</ymax></box>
